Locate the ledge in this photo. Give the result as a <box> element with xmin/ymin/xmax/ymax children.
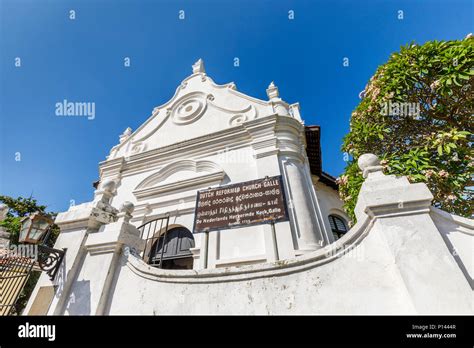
<box><xmin>124</xmin><ymin>214</ymin><xmax>373</xmax><ymax>284</ymax></box>
<box><xmin>430</xmin><ymin>207</ymin><xmax>474</xmax><ymax>234</ymax></box>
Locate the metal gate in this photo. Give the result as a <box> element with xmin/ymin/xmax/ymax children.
<box><xmin>0</xmin><ymin>254</ymin><xmax>35</xmax><ymax>316</ymax></box>
<box><xmin>138</xmin><ymin>215</ymin><xmax>170</xmax><ymax>268</ymax></box>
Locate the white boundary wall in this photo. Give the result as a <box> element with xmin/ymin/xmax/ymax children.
<box><xmin>24</xmin><ymin>154</ymin><xmax>473</xmax><ymax>315</ymax></box>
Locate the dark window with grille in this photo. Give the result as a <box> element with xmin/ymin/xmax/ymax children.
<box><xmin>328</xmin><ymin>215</ymin><xmax>348</xmax><ymax>240</ymax></box>
<box><xmin>149</xmin><ymin>227</ymin><xmax>195</xmax><ymax>269</ymax></box>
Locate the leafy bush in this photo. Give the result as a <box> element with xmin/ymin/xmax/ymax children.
<box><xmin>0</xmin><ymin>195</ymin><xmax>59</xmax><ymax>314</ymax></box>
<box><xmin>339</xmin><ymin>36</ymin><xmax>474</xmax><ymax>222</ymax></box>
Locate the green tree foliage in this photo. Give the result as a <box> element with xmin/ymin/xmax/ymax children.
<box><xmin>0</xmin><ymin>195</ymin><xmax>59</xmax><ymax>314</ymax></box>
<box><xmin>339</xmin><ymin>37</ymin><xmax>474</xmax><ymax>221</ymax></box>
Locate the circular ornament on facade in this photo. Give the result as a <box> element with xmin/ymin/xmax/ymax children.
<box><xmin>171</xmin><ymin>94</ymin><xmax>207</xmax><ymax>125</ymax></box>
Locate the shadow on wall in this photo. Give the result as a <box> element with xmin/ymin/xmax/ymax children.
<box><xmin>431</xmin><ymin>209</ymin><xmax>474</xmax><ymax>289</ymax></box>
<box><xmin>66</xmin><ymin>280</ymin><xmax>91</xmax><ymax>315</ymax></box>
<box><xmin>53</xmin><ymin>257</ymin><xmax>67</xmax><ymax>301</ymax></box>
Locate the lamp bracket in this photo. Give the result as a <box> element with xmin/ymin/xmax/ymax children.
<box><xmin>37</xmin><ymin>245</ymin><xmax>67</xmax><ymax>281</ymax></box>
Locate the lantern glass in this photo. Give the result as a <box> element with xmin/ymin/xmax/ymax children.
<box><xmin>19</xmin><ymin>218</ymin><xmax>32</xmax><ymax>243</ymax></box>
<box><xmin>29</xmin><ymin>218</ymin><xmax>51</xmax><ymax>242</ymax></box>
<box><xmin>19</xmin><ymin>213</ymin><xmax>53</xmax><ymax>244</ymax></box>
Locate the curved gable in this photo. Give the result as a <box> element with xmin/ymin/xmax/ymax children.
<box><xmin>107</xmin><ymin>60</ymin><xmax>295</xmax><ymax>161</ymax></box>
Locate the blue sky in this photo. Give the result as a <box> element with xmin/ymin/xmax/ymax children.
<box><xmin>0</xmin><ymin>0</ymin><xmax>472</xmax><ymax>213</ymax></box>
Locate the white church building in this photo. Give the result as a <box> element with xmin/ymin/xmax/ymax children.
<box><xmin>24</xmin><ymin>60</ymin><xmax>473</xmax><ymax>315</ymax></box>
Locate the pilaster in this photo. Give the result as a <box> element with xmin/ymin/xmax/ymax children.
<box><xmin>355</xmin><ymin>154</ymin><xmax>473</xmax><ymax>313</ymax></box>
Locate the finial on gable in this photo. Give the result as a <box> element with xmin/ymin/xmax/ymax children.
<box><xmin>119</xmin><ymin>127</ymin><xmax>132</xmax><ymax>143</ymax></box>
<box><xmin>266</xmin><ymin>81</ymin><xmax>279</xmax><ymax>100</ymax></box>
<box><xmin>192</xmin><ymin>59</ymin><xmax>205</xmax><ymax>74</ymax></box>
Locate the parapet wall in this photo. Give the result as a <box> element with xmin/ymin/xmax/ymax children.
<box><xmin>104</xmin><ymin>207</ymin><xmax>472</xmax><ymax>314</ymax></box>
<box><xmin>24</xmin><ymin>154</ymin><xmax>474</xmax><ymax>315</ymax></box>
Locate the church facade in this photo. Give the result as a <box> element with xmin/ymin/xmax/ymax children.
<box><xmin>96</xmin><ymin>59</ymin><xmax>347</xmax><ymax>269</ymax></box>
<box><xmin>23</xmin><ymin>61</ymin><xmax>473</xmax><ymax>315</ymax></box>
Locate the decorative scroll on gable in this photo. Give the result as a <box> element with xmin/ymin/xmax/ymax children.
<box><xmin>107</xmin><ymin>59</ymin><xmax>299</xmax><ymax>161</ymax></box>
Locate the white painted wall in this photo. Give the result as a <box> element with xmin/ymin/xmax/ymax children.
<box><xmin>313</xmin><ymin>178</ymin><xmax>349</xmax><ymax>239</ymax></box>
<box><xmin>102</xmin><ymin>157</ymin><xmax>473</xmax><ymax>314</ymax></box>
<box><xmin>24</xmin><ymin>154</ymin><xmax>474</xmax><ymax>315</ymax></box>
<box><xmin>23</xmin><ymin>62</ymin><xmax>473</xmax><ymax>315</ymax></box>
<box><xmin>430</xmin><ymin>207</ymin><xmax>473</xmax><ymax>287</ymax></box>
<box><xmin>94</xmin><ymin>62</ymin><xmax>332</xmax><ymax>268</ymax></box>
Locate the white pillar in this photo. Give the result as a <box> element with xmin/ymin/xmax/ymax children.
<box><xmin>68</xmin><ymin>202</ymin><xmax>144</xmax><ymax>315</ymax></box>
<box><xmin>282</xmin><ymin>158</ymin><xmax>322</xmax><ymax>251</ymax></box>
<box><xmin>355</xmin><ymin>154</ymin><xmax>473</xmax><ymax>313</ymax></box>
<box><xmin>252</xmin><ymin>150</ymin><xmax>295</xmax><ymax>262</ymax></box>
<box><xmin>23</xmin><ymin>180</ymin><xmax>120</xmax><ymax>315</ymax></box>
<box><xmin>200</xmin><ymin>231</ymin><xmax>209</xmax><ymax>269</ymax></box>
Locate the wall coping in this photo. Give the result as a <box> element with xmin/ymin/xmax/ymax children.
<box><xmin>430</xmin><ymin>206</ymin><xmax>474</xmax><ymax>234</ymax></box>
<box><xmin>124</xmin><ymin>214</ymin><xmax>373</xmax><ymax>283</ymax></box>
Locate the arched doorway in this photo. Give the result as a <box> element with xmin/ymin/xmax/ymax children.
<box><xmin>149</xmin><ymin>226</ymin><xmax>195</xmax><ymax>269</ymax></box>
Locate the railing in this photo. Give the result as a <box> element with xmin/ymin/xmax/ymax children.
<box><xmin>137</xmin><ymin>215</ymin><xmax>170</xmax><ymax>268</ymax></box>
<box><xmin>0</xmin><ymin>254</ymin><xmax>35</xmax><ymax>316</ymax></box>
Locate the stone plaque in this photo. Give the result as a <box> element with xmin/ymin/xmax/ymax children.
<box><xmin>193</xmin><ymin>175</ymin><xmax>289</xmax><ymax>233</ymax></box>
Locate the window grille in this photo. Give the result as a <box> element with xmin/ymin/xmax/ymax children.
<box><xmin>328</xmin><ymin>214</ymin><xmax>348</xmax><ymax>240</ymax></box>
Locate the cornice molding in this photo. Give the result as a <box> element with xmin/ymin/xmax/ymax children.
<box><xmin>124</xmin><ymin>214</ymin><xmax>372</xmax><ymax>283</ymax></box>
<box><xmin>99</xmin><ymin>114</ymin><xmax>305</xmax><ymax>178</ymax></box>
